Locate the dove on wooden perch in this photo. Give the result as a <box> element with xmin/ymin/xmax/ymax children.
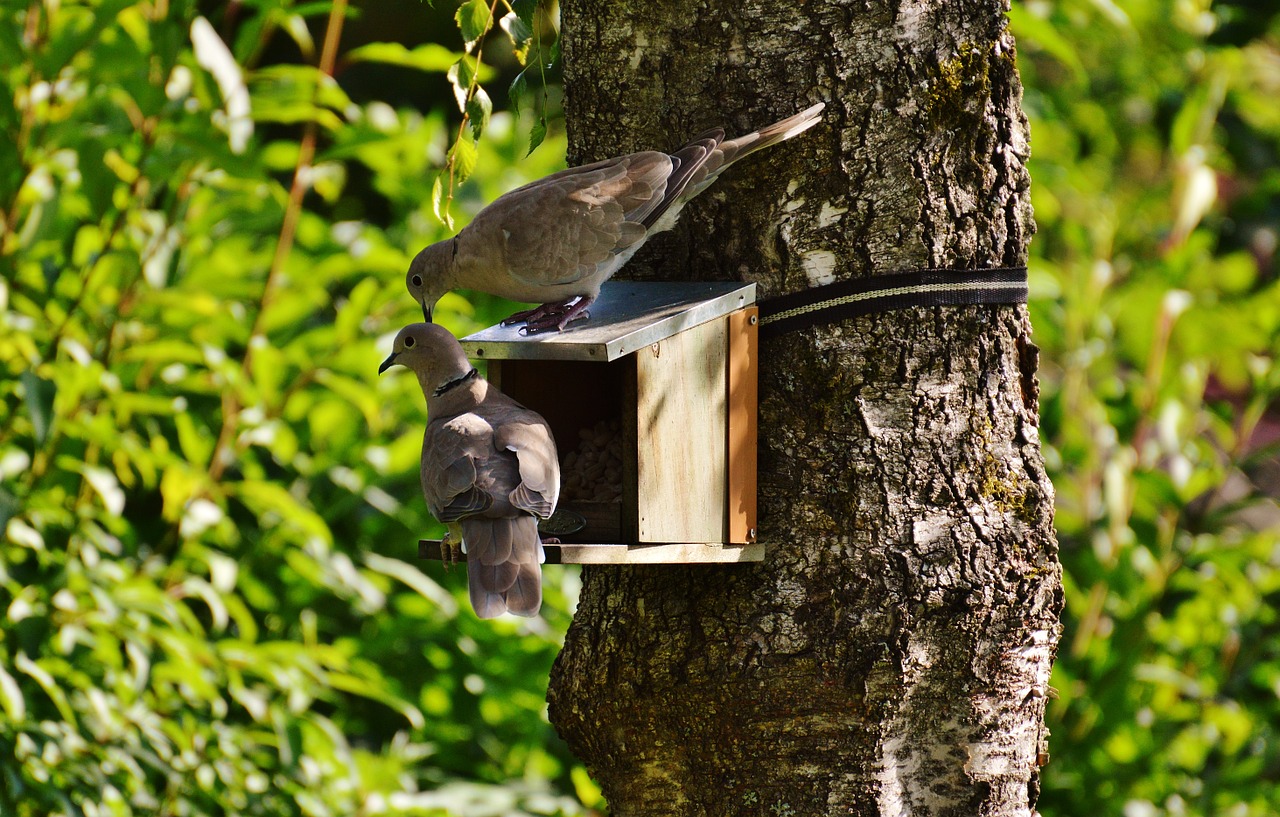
<box><xmin>379</xmin><ymin>323</ymin><xmax>560</xmax><ymax>618</ymax></box>
<box><xmin>407</xmin><ymin>102</ymin><xmax>826</xmax><ymax>332</ymax></box>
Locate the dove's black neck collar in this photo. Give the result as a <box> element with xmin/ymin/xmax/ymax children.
<box><xmin>433</xmin><ymin>367</ymin><xmax>479</xmax><ymax>397</ymax></box>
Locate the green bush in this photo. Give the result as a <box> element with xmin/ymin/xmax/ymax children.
<box><xmin>6</xmin><ymin>0</ymin><xmax>1278</xmax><ymax>814</ymax></box>
<box><xmin>0</xmin><ymin>1</ymin><xmax>590</xmax><ymax>814</ymax></box>
<box><xmin>1015</xmin><ymin>0</ymin><xmax>1280</xmax><ymax>814</ymax></box>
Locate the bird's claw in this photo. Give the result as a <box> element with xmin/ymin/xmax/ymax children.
<box><xmin>441</xmin><ymin>532</ymin><xmax>463</xmax><ymax>570</ymax></box>
<box><xmin>518</xmin><ymin>311</ymin><xmax>591</xmax><ymax>336</ymax></box>
<box><xmin>517</xmin><ymin>307</ymin><xmax>591</xmax><ymax>335</ymax></box>
<box><xmin>503</xmin><ymin>298</ymin><xmax>593</xmax><ymax>333</ymax></box>
<box><xmin>501</xmin><ymin>301</ymin><xmax>570</xmax><ymax>327</ymax></box>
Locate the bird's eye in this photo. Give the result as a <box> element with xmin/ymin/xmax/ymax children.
<box><xmin>411</xmin><ymin>275</ymin><xmax>422</xmax><ymax>287</ymax></box>
<box><xmin>404</xmin><ymin>336</ymin><xmax>416</xmax><ymax>348</ymax></box>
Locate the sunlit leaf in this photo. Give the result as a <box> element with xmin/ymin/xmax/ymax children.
<box><xmin>0</xmin><ymin>0</ymin><xmax>577</xmax><ymax>811</ymax></box>
<box><xmin>345</xmin><ymin>41</ymin><xmax>461</xmax><ymax>73</ymax></box>
<box><xmin>231</xmin><ymin>480</ymin><xmax>332</xmax><ymax>546</ymax></box>
<box><xmin>451</xmin><ymin>135</ymin><xmax>478</xmax><ymax>184</ymax></box>
<box><xmin>455</xmin><ymin>0</ymin><xmax>493</xmax><ymax>51</ymax></box>
<box><xmin>431</xmin><ymin>174</ymin><xmax>453</xmax><ymax>229</ymax></box>
<box><xmin>500</xmin><ymin>11</ymin><xmax>533</xmax><ymax>65</ymax></box>
<box><xmin>327</xmin><ymin>670</ymin><xmax>425</xmax><ymax>730</ymax></box>
<box><xmin>446</xmin><ymin>56</ymin><xmax>476</xmax><ymax>112</ymax></box>
<box><xmin>191</xmin><ymin>16</ymin><xmax>252</xmax><ymax>153</ymax></box>
<box><xmin>364</xmin><ymin>552</ymin><xmax>458</xmax><ymax>618</ymax></box>
<box><xmin>0</xmin><ymin>662</ymin><xmax>26</xmax><ymax>721</ymax></box>
<box><xmin>467</xmin><ymin>85</ymin><xmax>492</xmax><ymax>141</ymax></box>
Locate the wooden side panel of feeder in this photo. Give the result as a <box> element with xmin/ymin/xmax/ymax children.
<box><xmin>727</xmin><ymin>306</ymin><xmax>759</xmax><ymax>544</ymax></box>
<box><xmin>633</xmin><ymin>317</ymin><xmax>727</xmax><ymax>543</ymax></box>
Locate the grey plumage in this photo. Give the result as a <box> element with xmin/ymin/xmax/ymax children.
<box><xmin>407</xmin><ymin>102</ymin><xmax>826</xmax><ymax>331</ymax></box>
<box><xmin>379</xmin><ymin>323</ymin><xmax>559</xmax><ymax>618</ymax></box>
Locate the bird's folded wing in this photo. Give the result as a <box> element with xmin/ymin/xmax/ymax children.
<box><xmin>495</xmin><ymin>416</ymin><xmax>560</xmax><ymax>519</ymax></box>
<box><xmin>473</xmin><ymin>153</ymin><xmax>675</xmax><ymax>288</ymax></box>
<box><xmin>641</xmin><ymin>136</ymin><xmax>718</xmax><ymax>228</ymax></box>
<box><xmin>422</xmin><ymin>424</ymin><xmax>492</xmax><ymax>522</ymax></box>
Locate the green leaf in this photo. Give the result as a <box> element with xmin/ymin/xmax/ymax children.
<box><xmin>280</xmin><ymin>13</ymin><xmax>315</xmax><ymax>58</ymax></box>
<box><xmin>455</xmin><ymin>0</ymin><xmax>493</xmax><ymax>51</ymax></box>
<box><xmin>499</xmin><ymin>10</ymin><xmax>533</xmax><ymax>65</ymax></box>
<box><xmin>175</xmin><ymin>412</ymin><xmax>214</xmax><ymax>467</ymax></box>
<box><xmin>451</xmin><ymin>136</ymin><xmax>478</xmax><ymax>184</ymax></box>
<box><xmin>571</xmin><ymin>764</ymin><xmax>606</xmax><ymax>811</ymax></box>
<box><xmin>0</xmin><ymin>487</ymin><xmax>18</xmax><ymax>531</ymax></box>
<box><xmin>509</xmin><ymin>68</ymin><xmax>529</xmax><ymax>115</ymax></box>
<box><xmin>344</xmin><ymin>42</ymin><xmax>461</xmax><ymax>73</ymax></box>
<box><xmin>528</xmin><ymin>116</ymin><xmax>547</xmax><ymax>156</ymax></box>
<box><xmin>431</xmin><ymin>174</ymin><xmax>453</xmax><ymax>229</ymax></box>
<box><xmin>513</xmin><ymin>0</ymin><xmax>539</xmax><ymax>28</ymax></box>
<box><xmin>21</xmin><ymin>371</ymin><xmax>56</xmax><ymax>445</ymax></box>
<box><xmin>65</xmin><ymin>461</ymin><xmax>126</xmax><ymax>516</ymax></box>
<box><xmin>250</xmin><ymin>64</ymin><xmax>351</xmax><ymax>130</ymax></box>
<box><xmin>0</xmin><ymin>662</ymin><xmax>26</xmax><ymax>722</ymax></box>
<box><xmin>326</xmin><ymin>671</ymin><xmax>425</xmax><ymax>730</ymax></box>
<box><xmin>15</xmin><ymin>654</ymin><xmax>77</xmax><ymax>725</ymax></box>
<box><xmin>547</xmin><ymin>35</ymin><xmax>561</xmax><ymax>70</ymax></box>
<box><xmin>231</xmin><ymin>480</ymin><xmax>332</xmax><ymax>546</ymax></box>
<box><xmin>466</xmin><ymin>85</ymin><xmax>492</xmax><ymax>141</ymax></box>
<box><xmin>446</xmin><ymin>56</ymin><xmax>476</xmax><ymax>112</ymax></box>
<box><xmin>314</xmin><ymin>370</ymin><xmax>381</xmax><ymax>428</ymax></box>
<box><xmin>363</xmin><ymin>552</ymin><xmax>457</xmax><ymax>617</ymax></box>
<box><xmin>120</xmin><ymin>340</ymin><xmax>206</xmax><ymax>365</ymax></box>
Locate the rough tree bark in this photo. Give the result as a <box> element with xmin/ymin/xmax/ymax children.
<box><xmin>545</xmin><ymin>2</ymin><xmax>1062</xmax><ymax>815</ymax></box>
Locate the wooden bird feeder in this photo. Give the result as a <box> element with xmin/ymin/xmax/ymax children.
<box><xmin>418</xmin><ymin>281</ymin><xmax>762</xmax><ymax>564</ymax></box>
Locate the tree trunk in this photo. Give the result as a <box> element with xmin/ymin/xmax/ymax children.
<box><xmin>546</xmin><ymin>2</ymin><xmax>1062</xmax><ymax>815</ymax></box>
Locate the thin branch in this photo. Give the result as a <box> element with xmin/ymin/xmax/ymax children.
<box><xmin>208</xmin><ymin>0</ymin><xmax>348</xmax><ymax>483</ymax></box>
<box><xmin>439</xmin><ymin>0</ymin><xmax>503</xmax><ymax>223</ymax></box>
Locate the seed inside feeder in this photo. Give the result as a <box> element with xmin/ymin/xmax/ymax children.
<box><xmin>559</xmin><ymin>418</ymin><xmax>624</xmax><ymax>503</ymax></box>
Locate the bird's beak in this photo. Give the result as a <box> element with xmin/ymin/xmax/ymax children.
<box><xmin>378</xmin><ymin>352</ymin><xmax>397</xmax><ymax>375</ymax></box>
<box><xmin>422</xmin><ymin>302</ymin><xmax>433</xmax><ymax>322</ymax></box>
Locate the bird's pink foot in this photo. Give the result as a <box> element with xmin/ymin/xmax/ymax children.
<box><xmin>519</xmin><ymin>295</ymin><xmax>596</xmax><ymax>335</ymax></box>
<box><xmin>501</xmin><ymin>300</ymin><xmax>574</xmax><ymax>327</ymax></box>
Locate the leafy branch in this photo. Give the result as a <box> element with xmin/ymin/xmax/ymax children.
<box><xmin>208</xmin><ymin>0</ymin><xmax>349</xmax><ymax>484</ymax></box>
<box><xmin>432</xmin><ymin>0</ymin><xmax>556</xmax><ymax>227</ymax></box>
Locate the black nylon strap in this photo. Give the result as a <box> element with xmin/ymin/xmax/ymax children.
<box><xmin>758</xmin><ymin>267</ymin><xmax>1028</xmax><ymax>339</ymax></box>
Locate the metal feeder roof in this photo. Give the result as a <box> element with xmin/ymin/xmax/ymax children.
<box><xmin>462</xmin><ymin>281</ymin><xmax>757</xmax><ymax>362</ymax></box>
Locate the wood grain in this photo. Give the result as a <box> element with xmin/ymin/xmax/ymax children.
<box><xmin>634</xmin><ymin>317</ymin><xmax>727</xmax><ymax>543</ymax></box>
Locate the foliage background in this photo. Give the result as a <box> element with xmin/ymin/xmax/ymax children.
<box><xmin>1014</xmin><ymin>0</ymin><xmax>1280</xmax><ymax>815</ymax></box>
<box><xmin>0</xmin><ymin>1</ymin><xmax>589</xmax><ymax>814</ymax></box>
<box><xmin>1</xmin><ymin>0</ymin><xmax>1278</xmax><ymax>815</ymax></box>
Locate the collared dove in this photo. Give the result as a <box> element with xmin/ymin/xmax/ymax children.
<box><xmin>379</xmin><ymin>323</ymin><xmax>559</xmax><ymax>618</ymax></box>
<box><xmin>407</xmin><ymin>102</ymin><xmax>825</xmax><ymax>332</ymax></box>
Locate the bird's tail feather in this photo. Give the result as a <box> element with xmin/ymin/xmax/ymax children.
<box><xmin>653</xmin><ymin>103</ymin><xmax>825</xmax><ymax>228</ymax></box>
<box><xmin>505</xmin><ymin>561</ymin><xmax>542</xmax><ymax>617</ymax></box>
<box><xmin>463</xmin><ymin>516</ymin><xmax>544</xmax><ymax>618</ymax></box>
<box><xmin>722</xmin><ymin>102</ymin><xmax>826</xmax><ymax>163</ymax></box>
